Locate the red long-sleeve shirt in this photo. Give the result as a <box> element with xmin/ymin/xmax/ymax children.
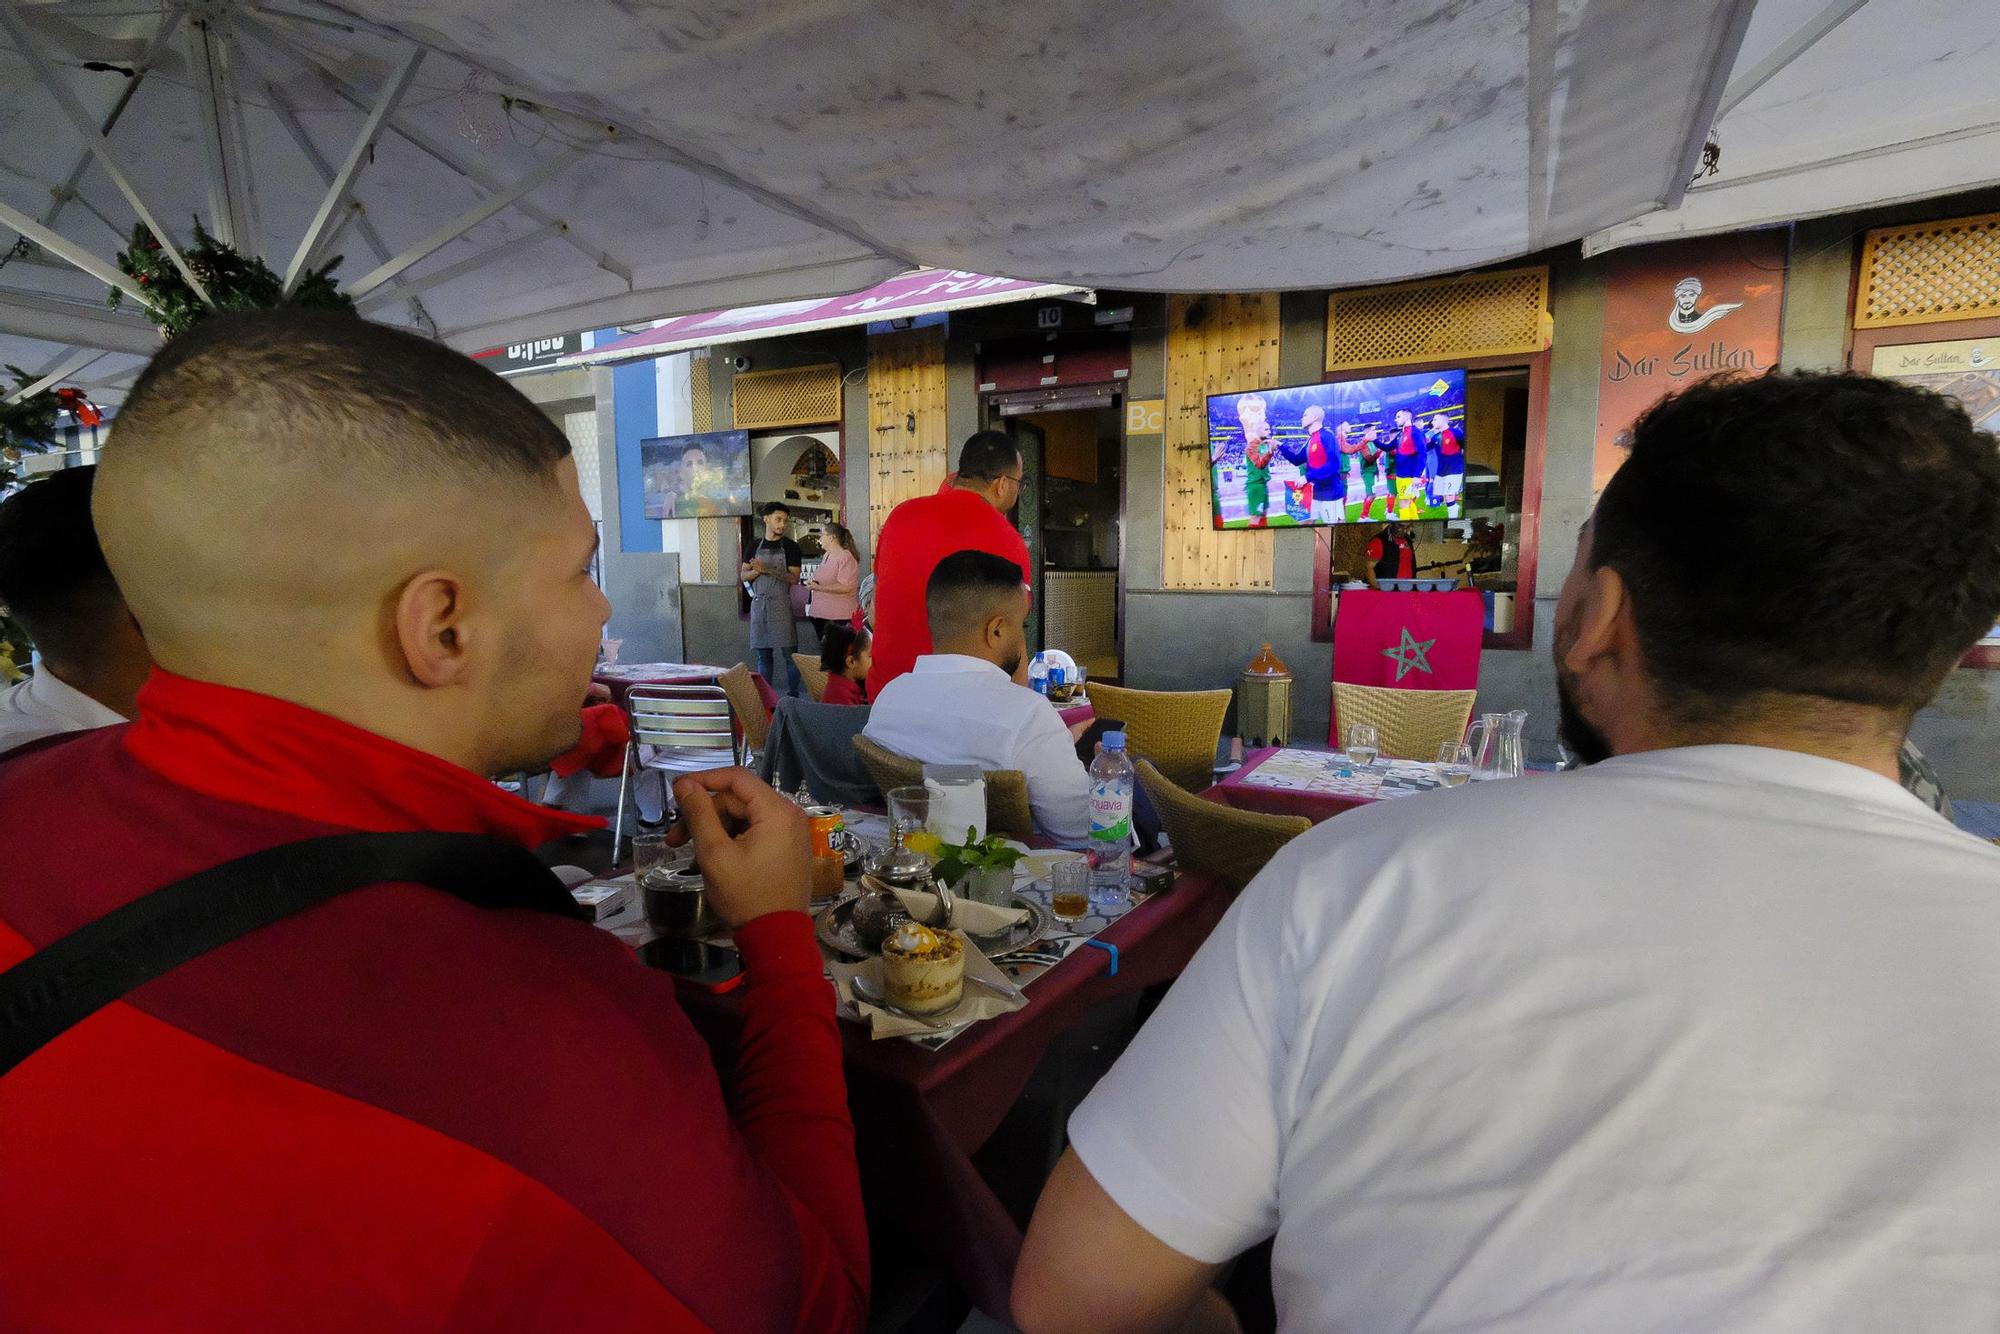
<box><xmin>866</xmin><ymin>486</ymin><xmax>1031</xmax><ymax>699</ymax></box>
<box><xmin>0</xmin><ymin>670</ymin><xmax>867</xmax><ymax>1331</ymax></box>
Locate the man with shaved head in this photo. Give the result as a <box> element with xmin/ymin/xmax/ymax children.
<box><xmin>0</xmin><ymin>312</ymin><xmax>866</xmax><ymax>1329</ymax></box>
<box><xmin>863</xmin><ymin>549</ymin><xmax>1092</xmax><ymax>843</ymax></box>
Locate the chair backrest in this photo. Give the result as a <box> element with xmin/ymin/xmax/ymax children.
<box><xmin>626</xmin><ymin>684</ymin><xmax>743</xmax><ymax>766</ymax></box>
<box><xmin>980</xmin><ymin>770</ymin><xmax>1036</xmax><ymax>843</ymax></box>
<box><xmin>852</xmin><ymin>733</ymin><xmax>924</xmax><ymax>797</ymax></box>
<box><xmin>1135</xmin><ymin>758</ymin><xmax>1310</xmax><ymax>892</ymax></box>
<box><xmin>1331</xmin><ymin>682</ymin><xmax>1478</xmax><ymax>761</ymax></box>
<box><xmin>716</xmin><ymin>663</ymin><xmax>771</xmax><ymax>752</ymax></box>
<box><xmin>851</xmin><ymin>734</ymin><xmax>1036</xmax><ymax>841</ymax></box>
<box><xmin>1085</xmin><ymin>682</ymin><xmax>1232</xmax><ymax>792</ymax></box>
<box><xmin>793</xmin><ymin>651</ymin><xmax>830</xmax><ymax>703</ymax></box>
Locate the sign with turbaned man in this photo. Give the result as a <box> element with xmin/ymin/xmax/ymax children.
<box><xmin>1594</xmin><ymin>232</ymin><xmax>1788</xmax><ymax>495</ymax></box>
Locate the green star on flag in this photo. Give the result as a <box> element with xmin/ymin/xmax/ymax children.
<box><xmin>1381</xmin><ymin>627</ymin><xmax>1437</xmax><ymax>681</ymax></box>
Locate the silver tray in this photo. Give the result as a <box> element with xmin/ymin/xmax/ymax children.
<box><xmin>815</xmin><ymin>890</ymin><xmax>1050</xmax><ymax>961</ymax></box>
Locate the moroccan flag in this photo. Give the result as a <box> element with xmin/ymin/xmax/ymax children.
<box><xmin>1332</xmin><ymin>589</ymin><xmax>1484</xmax><ymax>697</ymax></box>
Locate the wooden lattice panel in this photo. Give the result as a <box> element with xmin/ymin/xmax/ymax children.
<box><xmin>1327</xmin><ymin>265</ymin><xmax>1550</xmax><ymax>372</ymax></box>
<box><xmin>696</xmin><ymin>518</ymin><xmax>724</xmax><ymax>584</ymax></box>
<box><xmin>1856</xmin><ymin>212</ymin><xmax>2000</xmax><ymax>329</ymax></box>
<box><xmin>866</xmin><ymin>326</ymin><xmax>949</xmax><ymax>542</ymax></box>
<box><xmin>1163</xmin><ymin>293</ymin><xmax>1278</xmax><ymax>590</ymax></box>
<box><xmin>690</xmin><ymin>351</ymin><xmax>713</xmax><ymax>432</ymax></box>
<box><xmin>732</xmin><ymin>362</ymin><xmax>842</xmax><ymax>430</ymax></box>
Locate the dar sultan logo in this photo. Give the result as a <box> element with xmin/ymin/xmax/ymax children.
<box><xmin>1667</xmin><ymin>276</ymin><xmax>1743</xmax><ymax>335</ymax></box>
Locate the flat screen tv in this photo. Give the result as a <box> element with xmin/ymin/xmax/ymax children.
<box><xmin>640</xmin><ymin>429</ymin><xmax>752</xmax><ymax>519</ymax></box>
<box><xmin>1208</xmin><ymin>368</ymin><xmax>1468</xmax><ymax>528</ymax></box>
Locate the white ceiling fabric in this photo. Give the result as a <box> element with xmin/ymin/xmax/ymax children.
<box><xmin>0</xmin><ymin>0</ymin><xmax>1983</xmax><ymax>406</ymax></box>
<box><xmin>1584</xmin><ymin>0</ymin><xmax>2000</xmax><ymax>254</ymax></box>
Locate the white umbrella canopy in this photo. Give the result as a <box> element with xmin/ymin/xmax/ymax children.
<box><xmin>0</xmin><ymin>0</ymin><xmax>907</xmax><ymax>405</ymax></box>
<box><xmin>2</xmin><ymin>0</ymin><xmax>1978</xmax><ymax>412</ymax></box>
<box><xmin>1586</xmin><ymin>0</ymin><xmax>2000</xmax><ymax>254</ymax></box>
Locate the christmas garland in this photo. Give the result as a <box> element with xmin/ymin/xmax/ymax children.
<box><xmin>108</xmin><ymin>220</ymin><xmax>354</xmax><ymax>339</ymax></box>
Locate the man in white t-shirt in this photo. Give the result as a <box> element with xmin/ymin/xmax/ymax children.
<box><xmin>0</xmin><ymin>466</ymin><xmax>152</xmax><ymax>759</ymax></box>
<box><xmin>863</xmin><ymin>549</ymin><xmax>1091</xmax><ymax>844</ymax></box>
<box><xmin>1014</xmin><ymin>370</ymin><xmax>2000</xmax><ymax>1332</ymax></box>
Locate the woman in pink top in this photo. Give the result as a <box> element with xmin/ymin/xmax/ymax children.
<box><xmin>805</xmin><ymin>522</ymin><xmax>861</xmax><ymax>641</ymax></box>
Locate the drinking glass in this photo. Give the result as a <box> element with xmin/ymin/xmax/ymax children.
<box><xmin>633</xmin><ymin>831</ymin><xmax>675</xmax><ymax>884</ymax></box>
<box><xmin>1435</xmin><ymin>740</ymin><xmax>1473</xmax><ymax>788</ymax></box>
<box><xmin>887</xmin><ymin>786</ymin><xmax>933</xmax><ymax>851</ymax></box>
<box><xmin>1345</xmin><ymin>722</ymin><xmax>1381</xmax><ymax>769</ymax></box>
<box><xmin>1049</xmin><ymin>856</ymin><xmax>1090</xmax><ymax>921</ymax></box>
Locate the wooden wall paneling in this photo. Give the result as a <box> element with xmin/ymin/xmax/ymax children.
<box><xmin>1161</xmin><ymin>293</ymin><xmax>1279</xmax><ymax>590</ymax></box>
<box><xmin>866</xmin><ymin>326</ymin><xmax>949</xmax><ymax>543</ymax></box>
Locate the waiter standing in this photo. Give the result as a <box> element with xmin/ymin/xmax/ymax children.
<box><xmin>741</xmin><ymin>501</ymin><xmax>803</xmax><ymax>696</ymax></box>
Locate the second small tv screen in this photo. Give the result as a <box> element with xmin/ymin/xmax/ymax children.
<box><xmin>1208</xmin><ymin>369</ymin><xmax>1468</xmax><ymax>528</ymax></box>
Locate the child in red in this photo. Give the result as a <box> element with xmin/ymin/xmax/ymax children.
<box><xmin>820</xmin><ymin>624</ymin><xmax>872</xmax><ymax>706</ymax></box>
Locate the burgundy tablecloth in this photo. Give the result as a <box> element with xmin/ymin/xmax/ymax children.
<box><xmin>1209</xmin><ymin>746</ymin><xmax>1373</xmax><ymax>824</ymax></box>
<box><xmin>1057</xmin><ymin>701</ymin><xmax>1094</xmax><ymax>729</ymax></box>
<box><xmin>674</xmin><ymin>868</ymin><xmax>1233</xmax><ymax>1321</ymax></box>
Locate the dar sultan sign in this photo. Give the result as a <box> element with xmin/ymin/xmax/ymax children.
<box><xmin>1593</xmin><ymin>231</ymin><xmax>1788</xmax><ymax>494</ymax></box>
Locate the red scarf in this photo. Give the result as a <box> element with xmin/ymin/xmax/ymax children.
<box><xmin>123</xmin><ymin>669</ymin><xmax>602</xmax><ymax>848</ymax></box>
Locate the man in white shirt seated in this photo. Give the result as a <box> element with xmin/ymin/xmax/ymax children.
<box><xmin>0</xmin><ymin>466</ymin><xmax>153</xmax><ymax>758</ymax></box>
<box><xmin>1014</xmin><ymin>370</ymin><xmax>2000</xmax><ymax>1333</ymax></box>
<box><xmin>864</xmin><ymin>549</ymin><xmax>1090</xmax><ymax>844</ymax></box>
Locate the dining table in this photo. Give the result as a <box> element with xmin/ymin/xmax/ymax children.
<box><xmin>1210</xmin><ymin>744</ymin><xmax>1453</xmax><ymax>823</ymax></box>
<box><xmin>592</xmin><ymin>660</ymin><xmax>780</xmax><ymax>716</ymax></box>
<box><xmin>595</xmin><ymin>847</ymin><xmax>1233</xmax><ymax>1321</ymax></box>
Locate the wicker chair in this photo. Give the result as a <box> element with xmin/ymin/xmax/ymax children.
<box><xmin>1084</xmin><ymin>682</ymin><xmax>1231</xmax><ymax>792</ymax></box>
<box><xmin>850</xmin><ymin>734</ymin><xmax>1036</xmax><ymax>842</ymax></box>
<box><xmin>1330</xmin><ymin>682</ymin><xmax>1477</xmax><ymax>760</ymax></box>
<box><xmin>1134</xmin><ymin>759</ymin><xmax>1310</xmax><ymax>892</ymax></box>
<box><xmin>792</xmin><ymin>651</ymin><xmax>830</xmax><ymax>702</ymax></box>
<box><xmin>717</xmin><ymin>663</ymin><xmax>772</xmax><ymax>756</ymax></box>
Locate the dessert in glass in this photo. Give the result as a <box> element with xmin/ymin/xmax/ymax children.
<box><xmin>879</xmin><ymin>922</ymin><xmax>966</xmax><ymax>1015</ymax></box>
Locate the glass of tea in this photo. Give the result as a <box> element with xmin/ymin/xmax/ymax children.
<box><xmin>1049</xmin><ymin>856</ymin><xmax>1090</xmax><ymax>921</ymax></box>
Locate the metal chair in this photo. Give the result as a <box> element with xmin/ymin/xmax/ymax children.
<box><xmin>792</xmin><ymin>651</ymin><xmax>830</xmax><ymax>702</ymax></box>
<box><xmin>612</xmin><ymin>683</ymin><xmax>741</xmax><ymax>863</ymax></box>
<box><xmin>1331</xmin><ymin>682</ymin><xmax>1478</xmax><ymax>761</ymax></box>
<box><xmin>1134</xmin><ymin>758</ymin><xmax>1310</xmax><ymax>892</ymax></box>
<box><xmin>850</xmin><ymin>734</ymin><xmax>1037</xmax><ymax>842</ymax></box>
<box><xmin>1084</xmin><ymin>682</ymin><xmax>1232</xmax><ymax>793</ymax></box>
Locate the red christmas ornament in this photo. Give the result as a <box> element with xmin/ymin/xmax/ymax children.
<box><xmin>54</xmin><ymin>387</ymin><xmax>102</xmax><ymax>426</ymax></box>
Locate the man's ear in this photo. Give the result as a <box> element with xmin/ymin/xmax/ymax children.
<box><xmin>394</xmin><ymin>569</ymin><xmax>472</xmax><ymax>687</ymax></box>
<box><xmin>1562</xmin><ymin>564</ymin><xmax>1629</xmax><ymax>677</ymax></box>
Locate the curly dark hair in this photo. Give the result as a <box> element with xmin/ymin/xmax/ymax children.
<box><xmin>1590</xmin><ymin>370</ymin><xmax>2000</xmax><ymax>721</ymax></box>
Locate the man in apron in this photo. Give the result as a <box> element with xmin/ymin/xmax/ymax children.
<box><xmin>741</xmin><ymin>501</ymin><xmax>803</xmax><ymax>696</ymax></box>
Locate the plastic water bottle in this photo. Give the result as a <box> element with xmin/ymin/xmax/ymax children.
<box><xmin>1087</xmin><ymin>732</ymin><xmax>1135</xmax><ymax>911</ymax></box>
<box><xmin>1027</xmin><ymin>654</ymin><xmax>1049</xmax><ymax>697</ymax></box>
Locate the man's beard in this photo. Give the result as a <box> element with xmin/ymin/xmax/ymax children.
<box><xmin>1000</xmin><ymin>650</ymin><xmax>1023</xmax><ymax>680</ymax></box>
<box><xmin>1555</xmin><ymin>669</ymin><xmax>1613</xmax><ymax>767</ymax></box>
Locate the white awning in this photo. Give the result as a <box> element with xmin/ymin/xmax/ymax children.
<box><xmin>567</xmin><ymin>271</ymin><xmax>1090</xmax><ymax>367</ymax></box>
<box><xmin>1</xmin><ymin>0</ymin><xmax>1989</xmax><ymax>411</ymax></box>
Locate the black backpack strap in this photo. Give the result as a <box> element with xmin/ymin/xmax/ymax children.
<box><xmin>0</xmin><ymin>830</ymin><xmax>588</xmax><ymax>1078</ymax></box>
